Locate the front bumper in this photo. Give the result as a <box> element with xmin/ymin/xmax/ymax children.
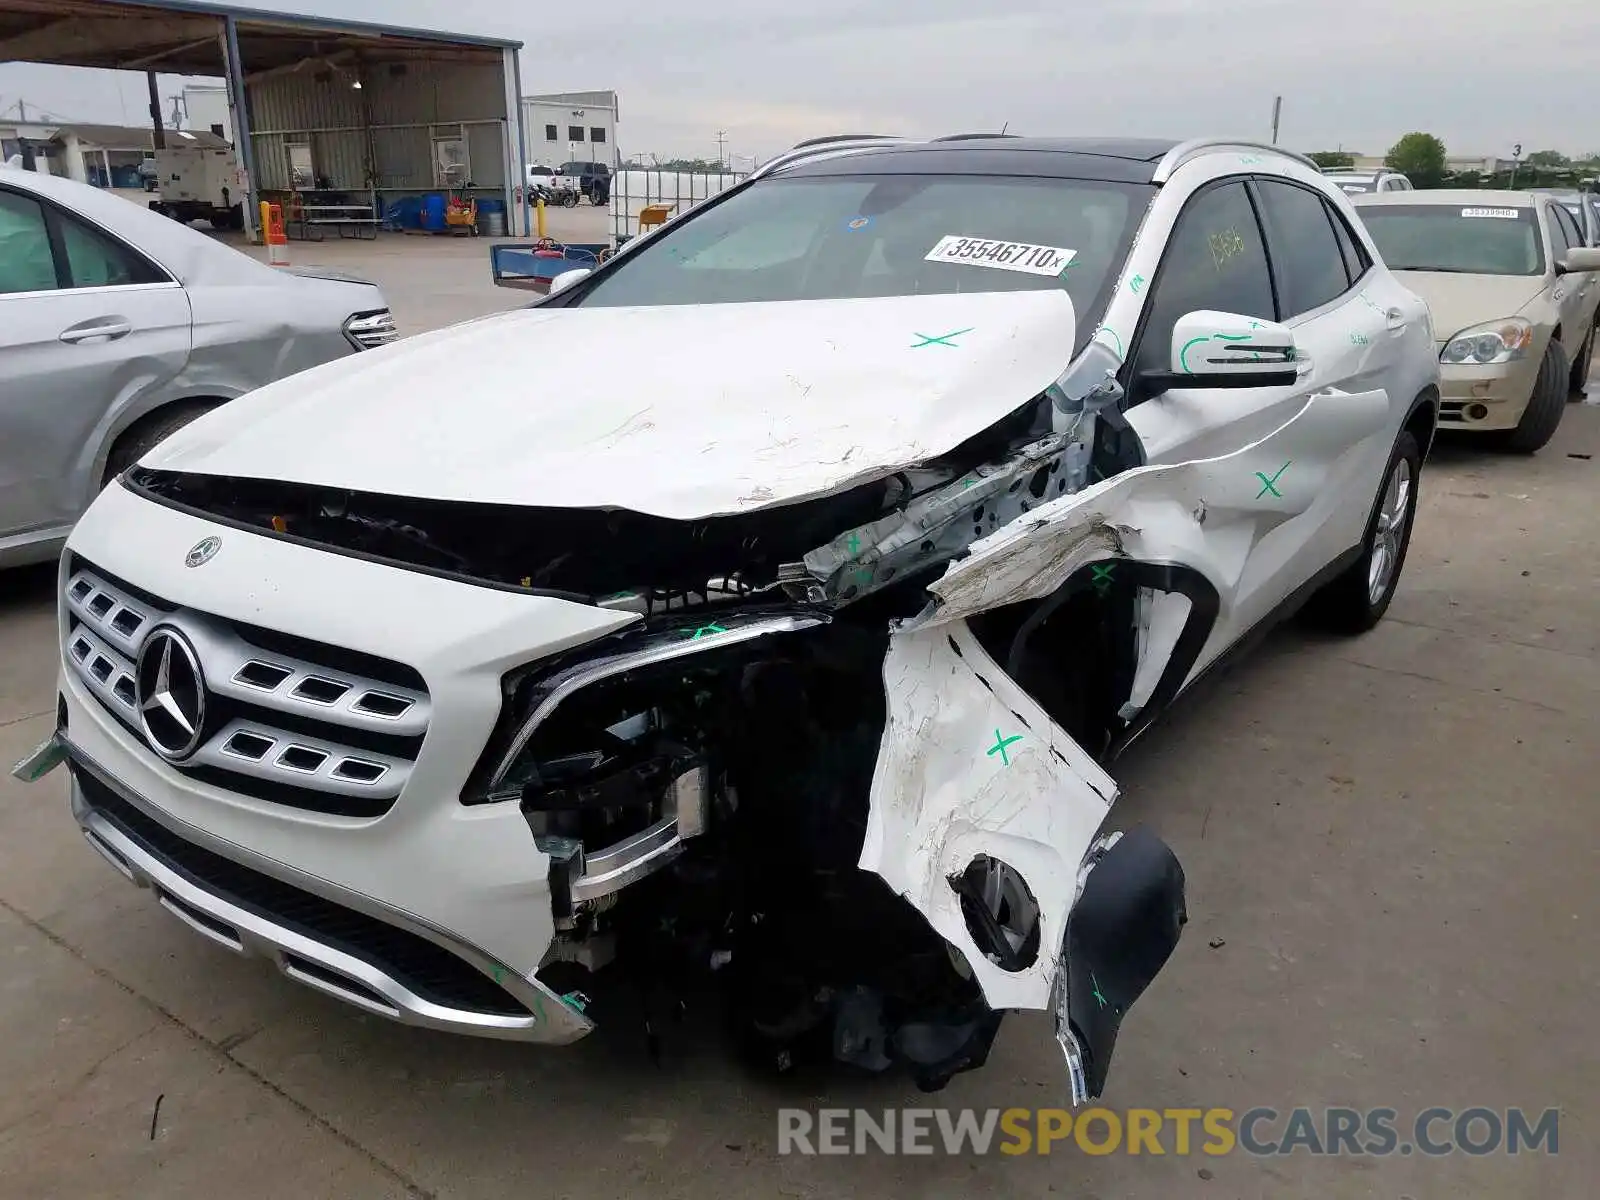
<box><xmin>67</xmin><ymin>744</ymin><xmax>588</xmax><ymax>1040</ymax></box>
<box><xmin>53</xmin><ymin>480</ymin><xmax>643</xmax><ymax>1041</ymax></box>
<box><xmin>1437</xmin><ymin>353</ymin><xmax>1541</xmax><ymax>431</ymax></box>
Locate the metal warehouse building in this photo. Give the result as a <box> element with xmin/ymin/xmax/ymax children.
<box><xmin>0</xmin><ymin>0</ymin><xmax>527</xmax><ymax>237</ymax></box>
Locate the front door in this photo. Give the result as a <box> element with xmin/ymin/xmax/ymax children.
<box><xmin>0</xmin><ymin>186</ymin><xmax>190</xmax><ymax>541</ymax></box>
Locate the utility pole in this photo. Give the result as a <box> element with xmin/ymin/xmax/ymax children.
<box><xmin>1270</xmin><ymin>96</ymin><xmax>1282</xmax><ymax>145</ymax></box>
<box><xmin>714</xmin><ymin>129</ymin><xmax>728</xmax><ymax>169</ymax></box>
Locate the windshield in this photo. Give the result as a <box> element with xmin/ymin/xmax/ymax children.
<box><xmin>1358</xmin><ymin>204</ymin><xmax>1545</xmax><ymax>275</ymax></box>
<box><xmin>570</xmin><ymin>173</ymin><xmax>1149</xmax><ymax>338</ymax></box>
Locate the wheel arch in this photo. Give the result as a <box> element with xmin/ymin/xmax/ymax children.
<box><xmin>1404</xmin><ymin>385</ymin><xmax>1440</xmax><ymax>461</ymax></box>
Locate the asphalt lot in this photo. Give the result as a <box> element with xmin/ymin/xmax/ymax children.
<box><xmin>1</xmin><ymin>231</ymin><xmax>1597</xmax><ymax>1198</ymax></box>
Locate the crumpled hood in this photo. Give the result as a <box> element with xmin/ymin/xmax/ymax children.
<box><xmin>145</xmin><ymin>290</ymin><xmax>1077</xmax><ymax>519</ymax></box>
<box><xmin>1391</xmin><ymin>270</ymin><xmax>1550</xmax><ymax>343</ymax></box>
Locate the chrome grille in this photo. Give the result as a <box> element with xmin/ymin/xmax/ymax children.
<box><xmin>64</xmin><ymin>560</ymin><xmax>429</xmax><ymax>818</ymax></box>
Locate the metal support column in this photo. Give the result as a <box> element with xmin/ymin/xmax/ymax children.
<box><xmin>221</xmin><ymin>15</ymin><xmax>260</xmax><ymax>241</ymax></box>
<box><xmin>507</xmin><ymin>46</ymin><xmax>528</xmax><ymax>235</ymax></box>
<box><xmin>146</xmin><ymin>71</ymin><xmax>166</xmax><ymax>149</ymax></box>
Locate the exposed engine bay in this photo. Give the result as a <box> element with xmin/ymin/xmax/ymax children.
<box><xmin>121</xmin><ymin>346</ymin><xmax>1187</xmax><ymax>1095</ymax></box>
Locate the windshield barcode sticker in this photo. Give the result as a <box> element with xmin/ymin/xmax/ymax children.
<box><xmin>1461</xmin><ymin>207</ymin><xmax>1520</xmax><ymax>219</ymax></box>
<box><xmin>924</xmin><ymin>236</ymin><xmax>1077</xmax><ymax>276</ymax></box>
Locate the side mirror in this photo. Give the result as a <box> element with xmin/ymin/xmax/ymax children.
<box><xmin>547</xmin><ymin>267</ymin><xmax>592</xmax><ymax>295</ymax></box>
<box><xmin>1143</xmin><ymin>310</ymin><xmax>1300</xmax><ymax>391</ymax></box>
<box><xmin>1555</xmin><ymin>247</ymin><xmax>1600</xmax><ymax>274</ymax></box>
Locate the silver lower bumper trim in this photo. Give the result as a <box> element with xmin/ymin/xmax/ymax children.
<box><xmin>68</xmin><ymin>767</ymin><xmax>589</xmax><ymax>1043</ymax></box>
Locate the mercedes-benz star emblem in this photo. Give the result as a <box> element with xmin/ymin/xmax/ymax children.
<box><xmin>135</xmin><ymin>629</ymin><xmax>207</xmax><ymax>761</ymax></box>
<box><xmin>185</xmin><ymin>536</ymin><xmax>222</xmax><ymax>568</ymax></box>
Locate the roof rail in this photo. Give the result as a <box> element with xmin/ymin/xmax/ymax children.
<box><xmin>928</xmin><ymin>132</ymin><xmax>1019</xmax><ymax>142</ymax></box>
<box><xmin>790</xmin><ymin>133</ymin><xmax>900</xmax><ymax>150</ymax></box>
<box><xmin>749</xmin><ymin>135</ymin><xmax>908</xmax><ymax>182</ymax></box>
<box><xmin>1152</xmin><ymin>139</ymin><xmax>1319</xmax><ymax>183</ymax></box>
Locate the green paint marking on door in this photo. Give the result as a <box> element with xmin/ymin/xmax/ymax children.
<box><xmin>1128</xmin><ymin>273</ymin><xmax>1146</xmax><ymax>295</ymax></box>
<box><xmin>1090</xmin><ymin>564</ymin><xmax>1116</xmax><ymax>592</ymax></box>
<box><xmin>1092</xmin><ymin>972</ymin><xmax>1108</xmax><ymax>1009</ymax></box>
<box><xmin>986</xmin><ymin>729</ymin><xmax>1024</xmax><ymax>766</ymax></box>
<box><xmin>1255</xmin><ymin>461</ymin><xmax>1291</xmax><ymax>499</ymax></box>
<box><xmin>846</xmin><ymin>533</ymin><xmax>862</xmax><ymax>555</ymax></box>
<box><xmin>911</xmin><ymin>327</ymin><xmax>974</xmax><ymax>349</ymax></box>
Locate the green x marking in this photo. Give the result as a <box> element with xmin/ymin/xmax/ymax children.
<box><xmin>679</xmin><ymin>622</ymin><xmax>728</xmax><ymax>640</ymax></box>
<box><xmin>1091</xmin><ymin>972</ymin><xmax>1108</xmax><ymax>1009</ymax></box>
<box><xmin>1255</xmin><ymin>461</ymin><xmax>1291</xmax><ymax>499</ymax></box>
<box><xmin>846</xmin><ymin>532</ymin><xmax>862</xmax><ymax>555</ymax></box>
<box><xmin>1090</xmin><ymin>563</ymin><xmax>1116</xmax><ymax>589</ymax></box>
<box><xmin>911</xmin><ymin>327</ymin><xmax>974</xmax><ymax>349</ymax></box>
<box><xmin>986</xmin><ymin>729</ymin><xmax>1024</xmax><ymax>766</ymax></box>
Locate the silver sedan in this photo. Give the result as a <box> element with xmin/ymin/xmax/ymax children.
<box><xmin>0</xmin><ymin>168</ymin><xmax>397</xmax><ymax>568</ymax></box>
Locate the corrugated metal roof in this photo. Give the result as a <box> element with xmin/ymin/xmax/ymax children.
<box><xmin>0</xmin><ymin>0</ymin><xmax>519</xmax><ymax>74</ymax></box>
<box><xmin>52</xmin><ymin>123</ymin><xmax>233</xmax><ymax>150</ymax></box>
<box><xmin>524</xmin><ymin>91</ymin><xmax>619</xmax><ymax>109</ymax></box>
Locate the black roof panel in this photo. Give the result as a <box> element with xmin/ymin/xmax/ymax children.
<box><xmin>776</xmin><ymin>137</ymin><xmax>1182</xmax><ymax>185</ymax></box>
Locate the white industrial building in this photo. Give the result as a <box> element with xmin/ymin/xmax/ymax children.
<box><xmin>521</xmin><ymin>90</ymin><xmax>618</xmax><ymax>167</ymax></box>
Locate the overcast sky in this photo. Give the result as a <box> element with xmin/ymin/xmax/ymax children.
<box><xmin>3</xmin><ymin>0</ymin><xmax>1598</xmax><ymax>162</ymax></box>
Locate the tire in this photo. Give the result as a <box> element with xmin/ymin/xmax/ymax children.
<box><xmin>102</xmin><ymin>402</ymin><xmax>216</xmax><ymax>488</ymax></box>
<box><xmin>1571</xmin><ymin>319</ymin><xmax>1597</xmax><ymax>397</ymax></box>
<box><xmin>1302</xmin><ymin>430</ymin><xmax>1421</xmax><ymax>635</ymax></box>
<box><xmin>1500</xmin><ymin>339</ymin><xmax>1568</xmax><ymax>453</ymax></box>
<box><xmin>562</xmin><ymin>192</ymin><xmax>578</xmax><ymax>209</ymax></box>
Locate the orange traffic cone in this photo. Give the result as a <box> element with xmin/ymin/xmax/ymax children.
<box><xmin>260</xmin><ymin>201</ymin><xmax>290</xmax><ymax>266</ymax></box>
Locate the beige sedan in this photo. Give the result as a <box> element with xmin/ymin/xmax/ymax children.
<box><xmin>1354</xmin><ymin>190</ymin><xmax>1600</xmax><ymax>452</ymax></box>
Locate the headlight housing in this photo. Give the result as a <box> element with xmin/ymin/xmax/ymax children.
<box><xmin>1440</xmin><ymin>318</ymin><xmax>1532</xmax><ymax>365</ymax></box>
<box><xmin>343</xmin><ymin>309</ymin><xmax>398</xmax><ymax>350</ymax></box>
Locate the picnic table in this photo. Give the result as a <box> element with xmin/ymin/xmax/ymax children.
<box><xmin>294</xmin><ymin>203</ymin><xmax>381</xmax><ymax>241</ymax></box>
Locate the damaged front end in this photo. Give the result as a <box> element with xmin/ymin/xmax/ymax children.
<box><xmin>122</xmin><ymin>341</ymin><xmax>1187</xmax><ymax>1096</ymax></box>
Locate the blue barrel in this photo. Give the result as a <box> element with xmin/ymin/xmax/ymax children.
<box><xmin>420</xmin><ymin>193</ymin><xmax>447</xmax><ymax>232</ymax></box>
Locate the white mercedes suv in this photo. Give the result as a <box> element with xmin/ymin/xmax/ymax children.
<box><xmin>17</xmin><ymin>135</ymin><xmax>1440</xmax><ymax>1099</ymax></box>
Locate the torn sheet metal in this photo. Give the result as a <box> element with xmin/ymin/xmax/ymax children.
<box><xmin>907</xmin><ymin>386</ymin><xmax>1391</xmax><ymax>636</ymax></box>
<box><xmin>1123</xmin><ymin>590</ymin><xmax>1192</xmax><ymax>719</ymax></box>
<box><xmin>858</xmin><ymin>386</ymin><xmax>1390</xmax><ymax>1016</ymax></box>
<box><xmin>859</xmin><ymin>620</ymin><xmax>1116</xmax><ymax>1012</ymax></box>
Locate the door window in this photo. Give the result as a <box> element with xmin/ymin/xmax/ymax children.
<box><xmin>58</xmin><ymin>213</ymin><xmax>163</xmax><ymax>288</ymax></box>
<box><xmin>0</xmin><ymin>191</ymin><xmax>60</xmax><ymax>294</ymax></box>
<box><xmin>1253</xmin><ymin>180</ymin><xmax>1351</xmax><ymax>316</ymax></box>
<box><xmin>1134</xmin><ymin>181</ymin><xmax>1276</xmax><ymax>380</ymax></box>
<box><xmin>1323</xmin><ymin>197</ymin><xmax>1371</xmax><ymax>287</ymax></box>
<box><xmin>1550</xmin><ymin>204</ymin><xmax>1582</xmax><ymax>259</ymax></box>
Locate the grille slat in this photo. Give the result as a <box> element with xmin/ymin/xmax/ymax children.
<box><xmin>63</xmin><ymin>558</ymin><xmax>430</xmax><ymax>819</ymax></box>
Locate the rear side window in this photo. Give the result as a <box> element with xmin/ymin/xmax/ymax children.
<box><xmin>0</xmin><ymin>190</ymin><xmax>60</xmax><ymax>294</ymax></box>
<box><xmin>1547</xmin><ymin>206</ymin><xmax>1574</xmax><ymax>258</ymax></box>
<box><xmin>1550</xmin><ymin>204</ymin><xmax>1582</xmax><ymax>257</ymax></box>
<box><xmin>57</xmin><ymin>212</ymin><xmax>164</xmax><ymax>288</ymax></box>
<box><xmin>1253</xmin><ymin>180</ymin><xmax>1351</xmax><ymax>316</ymax></box>
<box><xmin>1133</xmin><ymin>181</ymin><xmax>1276</xmax><ymax>379</ymax></box>
<box><xmin>1324</xmin><ymin>198</ymin><xmax>1371</xmax><ymax>286</ymax></box>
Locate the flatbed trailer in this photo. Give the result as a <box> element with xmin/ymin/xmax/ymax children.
<box><xmin>489</xmin><ymin>242</ymin><xmax>610</xmax><ymax>293</ymax></box>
